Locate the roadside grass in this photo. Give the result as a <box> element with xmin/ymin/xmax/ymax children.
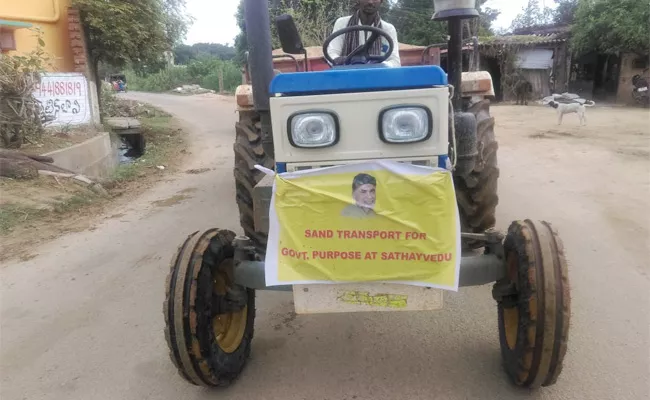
<box><xmin>0</xmin><ymin>204</ymin><xmax>47</xmax><ymax>235</ymax></box>
<box><xmin>0</xmin><ymin>114</ymin><xmax>185</xmax><ymax>239</ymax></box>
<box><xmin>0</xmin><ymin>180</ymin><xmax>103</xmax><ymax>236</ymax></box>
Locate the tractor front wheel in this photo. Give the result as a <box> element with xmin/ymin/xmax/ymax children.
<box><xmin>494</xmin><ymin>220</ymin><xmax>571</xmax><ymax>388</ymax></box>
<box><xmin>163</xmin><ymin>229</ymin><xmax>255</xmax><ymax>387</ymax></box>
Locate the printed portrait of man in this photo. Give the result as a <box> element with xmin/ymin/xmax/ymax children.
<box><xmin>340</xmin><ymin>173</ymin><xmax>377</xmax><ymax>218</ymax></box>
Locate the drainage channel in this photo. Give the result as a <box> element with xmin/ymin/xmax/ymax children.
<box><xmin>118</xmin><ymin>134</ymin><xmax>145</xmax><ymax>164</ymax></box>
<box><xmin>105</xmin><ymin>117</ymin><xmax>146</xmax><ymax>165</ymax></box>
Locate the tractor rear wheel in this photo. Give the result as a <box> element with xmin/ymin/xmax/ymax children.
<box><xmin>455</xmin><ymin>99</ymin><xmax>499</xmax><ymax>248</ymax></box>
<box><xmin>495</xmin><ymin>220</ymin><xmax>571</xmax><ymax>388</ymax></box>
<box><xmin>234</xmin><ymin>111</ymin><xmax>274</xmax><ymax>253</ymax></box>
<box><xmin>163</xmin><ymin>229</ymin><xmax>255</xmax><ymax>387</ymax></box>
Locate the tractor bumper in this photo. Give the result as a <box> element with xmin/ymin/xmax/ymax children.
<box><xmin>233</xmin><ymin>253</ymin><xmax>506</xmax><ymax>291</ymax></box>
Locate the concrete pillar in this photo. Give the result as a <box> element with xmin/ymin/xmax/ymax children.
<box><xmin>67</xmin><ymin>7</ymin><xmax>100</xmax><ymax>126</ymax></box>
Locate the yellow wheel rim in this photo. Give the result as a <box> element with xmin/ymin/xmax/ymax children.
<box><xmin>212</xmin><ymin>261</ymin><xmax>247</xmax><ymax>354</ymax></box>
<box><xmin>213</xmin><ymin>305</ymin><xmax>247</xmax><ymax>353</ymax></box>
<box><xmin>503</xmin><ymin>307</ymin><xmax>519</xmax><ymax>350</ymax></box>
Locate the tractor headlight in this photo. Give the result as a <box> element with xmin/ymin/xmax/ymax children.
<box><xmin>379</xmin><ymin>106</ymin><xmax>432</xmax><ymax>143</ymax></box>
<box><xmin>288</xmin><ymin>112</ymin><xmax>339</xmax><ymax>148</ymax></box>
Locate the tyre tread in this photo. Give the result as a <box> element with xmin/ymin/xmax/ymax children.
<box><xmin>454</xmin><ymin>99</ymin><xmax>499</xmax><ymax>248</ymax></box>
<box><xmin>234</xmin><ymin>111</ymin><xmax>272</xmax><ymax>252</ymax></box>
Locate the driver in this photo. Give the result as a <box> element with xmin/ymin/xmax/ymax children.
<box><xmin>328</xmin><ymin>0</ymin><xmax>401</xmax><ymax>68</ymax></box>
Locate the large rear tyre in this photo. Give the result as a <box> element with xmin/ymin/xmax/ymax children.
<box><xmin>163</xmin><ymin>229</ymin><xmax>255</xmax><ymax>387</ymax></box>
<box><xmin>495</xmin><ymin>220</ymin><xmax>571</xmax><ymax>388</ymax></box>
<box><xmin>455</xmin><ymin>99</ymin><xmax>499</xmax><ymax>248</ymax></box>
<box><xmin>234</xmin><ymin>111</ymin><xmax>274</xmax><ymax>253</ymax></box>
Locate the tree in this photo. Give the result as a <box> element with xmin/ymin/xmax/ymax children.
<box><xmin>235</xmin><ymin>0</ymin><xmax>361</xmax><ymax>64</ymax></box>
<box><xmin>276</xmin><ymin>0</ymin><xmax>351</xmax><ymax>47</ymax></box>
<box><xmin>174</xmin><ymin>43</ymin><xmax>237</xmax><ymax>65</ymax></box>
<box><xmin>510</xmin><ymin>0</ymin><xmax>555</xmax><ymax>31</ymax></box>
<box><xmin>73</xmin><ymin>0</ymin><xmax>191</xmax><ymax>109</ymax></box>
<box><xmin>571</xmin><ymin>0</ymin><xmax>650</xmax><ymax>56</ymax></box>
<box><xmin>173</xmin><ymin>44</ymin><xmax>195</xmax><ymax>65</ymax></box>
<box><xmin>553</xmin><ymin>0</ymin><xmax>578</xmax><ymax>24</ymax></box>
<box><xmin>388</xmin><ymin>0</ymin><xmax>500</xmax><ymax>47</ymax></box>
<box><xmin>388</xmin><ymin>0</ymin><xmax>447</xmax><ymax>46</ymax></box>
<box><xmin>233</xmin><ymin>0</ymin><xmax>499</xmax><ymax>64</ymax></box>
<box><xmin>473</xmin><ymin>0</ymin><xmax>501</xmax><ymax>37</ymax></box>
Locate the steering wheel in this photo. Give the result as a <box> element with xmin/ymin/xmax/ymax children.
<box><xmin>322</xmin><ymin>25</ymin><xmax>394</xmax><ymax>66</ymax></box>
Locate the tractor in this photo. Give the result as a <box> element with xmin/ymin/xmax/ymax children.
<box><xmin>163</xmin><ymin>0</ymin><xmax>571</xmax><ymax>391</ymax></box>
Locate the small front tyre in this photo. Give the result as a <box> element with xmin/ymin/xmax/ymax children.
<box><xmin>494</xmin><ymin>220</ymin><xmax>571</xmax><ymax>389</ymax></box>
<box><xmin>163</xmin><ymin>229</ymin><xmax>255</xmax><ymax>387</ymax></box>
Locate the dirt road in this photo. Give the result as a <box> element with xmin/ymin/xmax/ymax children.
<box><xmin>1</xmin><ymin>93</ymin><xmax>648</xmax><ymax>400</ymax></box>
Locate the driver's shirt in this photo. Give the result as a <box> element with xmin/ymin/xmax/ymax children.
<box><xmin>328</xmin><ymin>16</ymin><xmax>401</xmax><ymax>68</ymax></box>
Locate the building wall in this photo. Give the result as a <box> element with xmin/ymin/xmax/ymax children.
<box><xmin>1</xmin><ymin>2</ymin><xmax>99</xmax><ymax>125</ymax></box>
<box><xmin>617</xmin><ymin>53</ymin><xmax>649</xmax><ymax>105</ymax></box>
<box><xmin>1</xmin><ymin>0</ymin><xmax>74</xmax><ymax>72</ymax></box>
<box><xmin>478</xmin><ymin>41</ymin><xmax>570</xmax><ymax>102</ymax></box>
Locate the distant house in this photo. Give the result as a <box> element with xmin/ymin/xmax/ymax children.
<box><xmin>477</xmin><ymin>24</ymin><xmax>649</xmax><ymax>105</ymax></box>
<box><xmin>572</xmin><ymin>49</ymin><xmax>649</xmax><ymax>104</ymax></box>
<box><xmin>477</xmin><ymin>24</ymin><xmax>572</xmax><ymax>102</ymax></box>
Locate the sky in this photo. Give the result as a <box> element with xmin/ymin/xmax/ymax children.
<box><xmin>182</xmin><ymin>0</ymin><xmax>550</xmax><ymax>46</ymax></box>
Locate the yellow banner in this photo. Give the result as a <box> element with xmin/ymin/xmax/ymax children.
<box><xmin>264</xmin><ymin>161</ymin><xmax>461</xmax><ymax>290</ymax></box>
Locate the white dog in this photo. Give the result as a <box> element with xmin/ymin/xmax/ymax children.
<box><xmin>548</xmin><ymin>100</ymin><xmax>595</xmax><ymax>126</ymax></box>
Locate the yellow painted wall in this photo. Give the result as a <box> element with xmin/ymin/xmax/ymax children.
<box><xmin>0</xmin><ymin>0</ymin><xmax>74</xmax><ymax>72</ymax></box>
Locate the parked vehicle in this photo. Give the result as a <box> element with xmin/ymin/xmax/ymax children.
<box><xmin>108</xmin><ymin>74</ymin><xmax>127</xmax><ymax>93</ymax></box>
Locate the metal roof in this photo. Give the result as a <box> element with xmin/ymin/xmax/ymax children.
<box><xmin>479</xmin><ymin>33</ymin><xmax>567</xmax><ymax>47</ymax></box>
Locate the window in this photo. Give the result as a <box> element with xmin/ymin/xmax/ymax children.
<box><xmin>0</xmin><ymin>29</ymin><xmax>16</xmax><ymax>52</ymax></box>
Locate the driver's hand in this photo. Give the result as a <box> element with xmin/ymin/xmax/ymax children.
<box><xmin>333</xmin><ymin>57</ymin><xmax>346</xmax><ymax>66</ymax></box>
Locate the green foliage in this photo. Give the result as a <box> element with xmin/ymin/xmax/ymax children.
<box><xmin>554</xmin><ymin>0</ymin><xmax>578</xmax><ymax>24</ymax></box>
<box><xmin>274</xmin><ymin>0</ymin><xmax>351</xmax><ymax>47</ymax></box>
<box><xmin>234</xmin><ymin>0</ymin><xmax>248</xmax><ymax>65</ymax></box>
<box><xmin>388</xmin><ymin>0</ymin><xmax>499</xmax><ymax>46</ymax></box>
<box><xmin>232</xmin><ymin>0</ymin><xmax>500</xmax><ymax>64</ymax></box>
<box><xmin>235</xmin><ymin>0</ymin><xmax>357</xmax><ymax>63</ymax></box>
<box><xmin>508</xmin><ymin>0</ymin><xmax>578</xmax><ymax>32</ymax></box>
<box><xmin>0</xmin><ymin>29</ymin><xmax>52</xmax><ymax>148</ymax></box>
<box><xmin>124</xmin><ymin>67</ymin><xmax>191</xmax><ymax>92</ymax></box>
<box><xmin>173</xmin><ymin>43</ymin><xmax>236</xmax><ymax>65</ymax></box>
<box><xmin>0</xmin><ymin>203</ymin><xmax>47</xmax><ymax>235</ymax></box>
<box><xmin>571</xmin><ymin>0</ymin><xmax>650</xmax><ymax>56</ymax></box>
<box><xmin>73</xmin><ymin>0</ymin><xmax>191</xmax><ymax>71</ymax></box>
<box><xmin>199</xmin><ymin>65</ymin><xmax>240</xmax><ymax>93</ymax></box>
<box><xmin>124</xmin><ymin>57</ymin><xmax>241</xmax><ymax>93</ymax></box>
<box><xmin>388</xmin><ymin>0</ymin><xmax>447</xmax><ymax>46</ymax></box>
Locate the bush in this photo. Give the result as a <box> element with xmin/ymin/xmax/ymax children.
<box><xmin>125</xmin><ymin>67</ymin><xmax>192</xmax><ymax>92</ymax></box>
<box><xmin>125</xmin><ymin>56</ymin><xmax>242</xmax><ymax>93</ymax></box>
<box><xmin>0</xmin><ymin>29</ymin><xmax>50</xmax><ymax>148</ymax></box>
